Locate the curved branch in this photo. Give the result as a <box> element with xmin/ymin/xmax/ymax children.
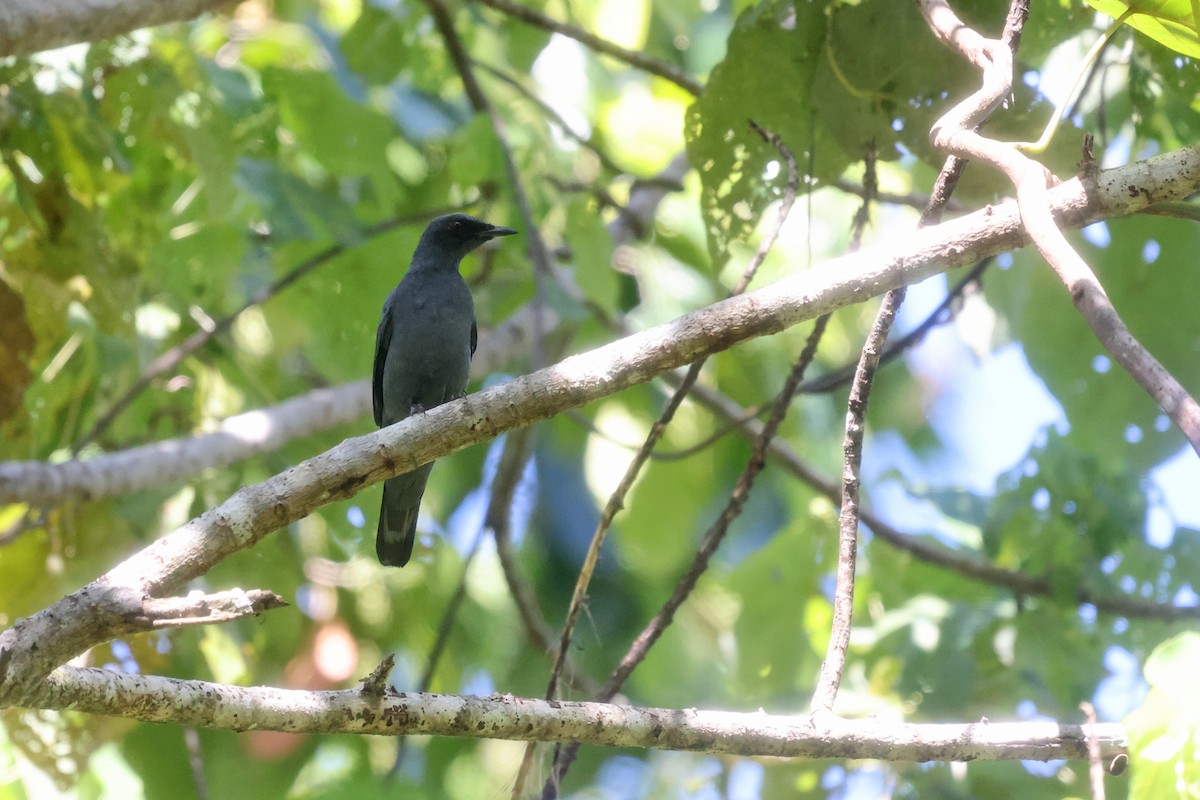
<box><xmin>917</xmin><ymin>0</ymin><xmax>1200</xmax><ymax>456</ymax></box>
<box><xmin>466</xmin><ymin>0</ymin><xmax>703</xmax><ymax>96</ymax></box>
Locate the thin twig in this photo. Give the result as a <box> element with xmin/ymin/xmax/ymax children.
<box><xmin>183</xmin><ymin>727</ymin><xmax>209</xmax><ymax>800</ymax></box>
<box><xmin>809</xmin><ymin>142</ymin><xmax>892</xmax><ymax>715</ymax></box>
<box><xmin>473</xmin><ymin>60</ymin><xmax>633</xmax><ymax>178</ymax></box>
<box><xmin>542</xmin><ymin>315</ymin><xmax>833</xmax><ymax>799</ymax></box>
<box><xmin>830</xmin><ymin>177</ymin><xmax>965</xmax><ymax>214</ymax></box>
<box><xmin>539</xmin><ymin>121</ymin><xmax>799</xmax><ymax>707</ymax></box>
<box><xmin>488</xmin><ymin>439</ymin><xmax>597</xmax><ymax>699</ymax></box>
<box><xmin>1081</xmin><ymin>702</ymin><xmax>1106</xmax><ymax>800</ymax></box>
<box><xmin>539</xmin><ymin>123</ymin><xmax>805</xmax><ymax>798</ymax></box>
<box><xmin>75</xmin><ymin>207</ymin><xmax>462</xmax><ymax>450</ymax></box>
<box><xmin>799</xmin><ymin>257</ymin><xmax>991</xmax><ymax>395</ymax></box>
<box><xmin>687</xmin><ymin>378</ymin><xmax>1200</xmax><ymax>622</ymax></box>
<box><xmin>811</xmin><ymin>1</ymin><xmax>1033</xmax><ymax>715</ymax></box>
<box><xmin>466</xmin><ymin>0</ymin><xmax>703</xmax><ymax>96</ymax></box>
<box><xmin>606</xmin><ymin>333</ymin><xmax>830</xmax><ymax>699</ymax></box>
<box><xmin>811</xmin><ymin>291</ymin><xmax>896</xmax><ymax>714</ymax></box>
<box><xmin>391</xmin><ymin>429</ymin><xmax>535</xmax><ymax>777</ymax></box>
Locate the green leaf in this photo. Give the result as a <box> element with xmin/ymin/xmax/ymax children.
<box><xmin>1087</xmin><ymin>0</ymin><xmax>1200</xmax><ymax>58</ymax></box>
<box><xmin>685</xmin><ymin>0</ymin><xmax>1023</xmax><ymax>266</ymax></box>
<box><xmin>1126</xmin><ymin>633</ymin><xmax>1200</xmax><ymax>800</ymax></box>
<box><xmin>564</xmin><ymin>198</ymin><xmax>620</xmax><ymax>316</ymax></box>
<box><xmin>260</xmin><ymin>68</ymin><xmax>397</xmax><ymax>177</ymax></box>
<box><xmin>685</xmin><ymin>0</ymin><xmax>828</xmax><ymax>266</ymax></box>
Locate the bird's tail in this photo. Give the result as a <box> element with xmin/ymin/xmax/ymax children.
<box><xmin>376</xmin><ymin>464</ymin><xmax>434</xmax><ymax>567</ymax></box>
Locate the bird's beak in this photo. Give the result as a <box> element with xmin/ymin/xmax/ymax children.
<box><xmin>486</xmin><ymin>225</ymin><xmax>518</xmax><ymax>239</ymax></box>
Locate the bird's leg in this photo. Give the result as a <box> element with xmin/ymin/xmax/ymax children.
<box><xmin>409</xmin><ymin>403</ymin><xmax>427</xmax><ymax>416</ymax></box>
<box><xmin>451</xmin><ymin>390</ymin><xmax>467</xmax><ymax>401</ymax></box>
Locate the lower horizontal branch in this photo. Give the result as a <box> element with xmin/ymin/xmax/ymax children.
<box><xmin>28</xmin><ymin>666</ymin><xmax>1122</xmax><ymax>762</ymax></box>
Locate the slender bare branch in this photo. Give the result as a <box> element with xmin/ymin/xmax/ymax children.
<box><xmin>1081</xmin><ymin>702</ymin><xmax>1107</xmax><ymax>800</ymax></box>
<box><xmin>542</xmin><ymin>315</ymin><xmax>834</xmax><ymax>798</ymax></box>
<box><xmin>182</xmin><ymin>726</ymin><xmax>209</xmax><ymax>800</ymax></box>
<box><xmin>473</xmin><ymin>60</ymin><xmax>636</xmax><ymax>179</ymax></box>
<box><xmin>540</xmin><ymin>125</ymin><xmax>808</xmax><ymax>798</ymax></box>
<box><xmin>465</xmin><ymin>0</ymin><xmax>703</xmax><ymax>96</ymax></box>
<box><xmin>811</xmin><ymin>143</ymin><xmax>892</xmax><ymax>716</ymax></box>
<box><xmin>538</xmin><ymin>122</ymin><xmax>800</xmax><ymax>719</ymax></box>
<box><xmin>689</xmin><ymin>377</ymin><xmax>1200</xmax><ymax>622</ymax></box>
<box><xmin>811</xmin><ymin>287</ymin><xmax>900</xmax><ymax>715</ymax></box>
<box><xmin>830</xmin><ymin>178</ymin><xmax>966</xmax><ymax>214</ymax></box>
<box><xmin>816</xmin><ymin>0</ymin><xmax>1033</xmax><ymax>715</ymax></box>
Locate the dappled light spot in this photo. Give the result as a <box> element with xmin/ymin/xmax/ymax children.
<box><xmin>1142</xmin><ymin>239</ymin><xmax>1161</xmax><ymax>264</ymax></box>
<box><xmin>1082</xmin><ymin>221</ymin><xmax>1111</xmax><ymax>248</ymax></box>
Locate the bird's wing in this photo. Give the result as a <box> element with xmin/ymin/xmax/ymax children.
<box><xmin>470</xmin><ymin>319</ymin><xmax>478</xmax><ymax>359</ymax></box>
<box><xmin>372</xmin><ymin>304</ymin><xmax>393</xmax><ymax>428</ymax></box>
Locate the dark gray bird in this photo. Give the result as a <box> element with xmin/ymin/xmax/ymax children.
<box><xmin>373</xmin><ymin>213</ymin><xmax>517</xmax><ymax>567</ymax></box>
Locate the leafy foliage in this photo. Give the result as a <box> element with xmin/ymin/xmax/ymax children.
<box><xmin>1088</xmin><ymin>0</ymin><xmax>1200</xmax><ymax>58</ymax></box>
<box><xmin>1</xmin><ymin>0</ymin><xmax>1198</xmax><ymax>798</ymax></box>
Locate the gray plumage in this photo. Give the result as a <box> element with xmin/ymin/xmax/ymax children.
<box><xmin>373</xmin><ymin>213</ymin><xmax>517</xmax><ymax>567</ymax></box>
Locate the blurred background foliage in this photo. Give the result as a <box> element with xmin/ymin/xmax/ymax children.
<box><xmin>1</xmin><ymin>0</ymin><xmax>1199</xmax><ymax>797</ymax></box>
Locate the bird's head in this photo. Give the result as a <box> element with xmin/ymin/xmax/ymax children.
<box><xmin>417</xmin><ymin>213</ymin><xmax>518</xmax><ymax>261</ymax></box>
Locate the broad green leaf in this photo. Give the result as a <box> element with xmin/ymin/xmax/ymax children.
<box><xmin>1088</xmin><ymin>0</ymin><xmax>1200</xmax><ymax>57</ymax></box>
<box><xmin>1126</xmin><ymin>633</ymin><xmax>1200</xmax><ymax>800</ymax></box>
<box><xmin>260</xmin><ymin>68</ymin><xmax>397</xmax><ymax>178</ymax></box>
<box><xmin>686</xmin><ymin>0</ymin><xmax>1041</xmax><ymax>266</ymax></box>
<box><xmin>685</xmin><ymin>0</ymin><xmax>830</xmax><ymax>266</ymax></box>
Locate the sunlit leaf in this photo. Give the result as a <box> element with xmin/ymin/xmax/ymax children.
<box><xmin>1087</xmin><ymin>0</ymin><xmax>1200</xmax><ymax>57</ymax></box>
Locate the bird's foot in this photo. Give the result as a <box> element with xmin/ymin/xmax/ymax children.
<box><xmin>410</xmin><ymin>403</ymin><xmax>427</xmax><ymax>415</ymax></box>
<box><xmin>451</xmin><ymin>390</ymin><xmax>467</xmax><ymax>401</ymax></box>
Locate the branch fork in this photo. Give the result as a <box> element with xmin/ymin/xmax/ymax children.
<box><xmin>917</xmin><ymin>0</ymin><xmax>1200</xmax><ymax>456</ymax></box>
